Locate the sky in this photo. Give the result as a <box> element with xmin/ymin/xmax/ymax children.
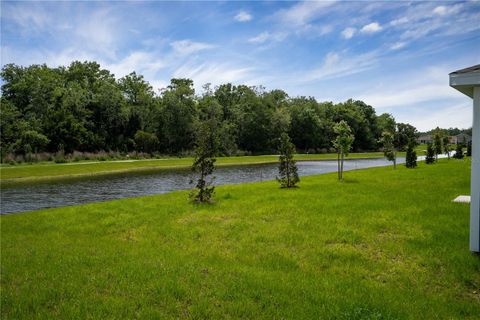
<box><xmin>1</xmin><ymin>0</ymin><xmax>480</xmax><ymax>131</ymax></box>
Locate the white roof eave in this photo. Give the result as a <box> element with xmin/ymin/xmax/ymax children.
<box><xmin>450</xmin><ymin>72</ymin><xmax>480</xmax><ymax>98</ymax></box>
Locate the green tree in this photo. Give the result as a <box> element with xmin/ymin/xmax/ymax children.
<box><xmin>190</xmin><ymin>118</ymin><xmax>219</xmax><ymax>203</ymax></box>
<box><xmin>405</xmin><ymin>141</ymin><xmax>417</xmax><ymax>168</ymax></box>
<box><xmin>332</xmin><ymin>120</ymin><xmax>354</xmax><ymax>180</ymax></box>
<box><xmin>134</xmin><ymin>131</ymin><xmax>159</xmax><ymax>154</ymax></box>
<box><xmin>198</xmin><ymin>94</ymin><xmax>237</xmax><ymax>156</ymax></box>
<box><xmin>158</xmin><ymin>79</ymin><xmax>197</xmax><ymax>154</ymax></box>
<box><xmin>0</xmin><ymin>99</ymin><xmax>21</xmax><ymax>161</ymax></box>
<box><xmin>2</xmin><ymin>60</ymin><xmax>424</xmax><ymax>162</ymax></box>
<box><xmin>13</xmin><ymin>130</ymin><xmax>49</xmax><ymax>161</ymax></box>
<box><xmin>289</xmin><ymin>102</ymin><xmax>323</xmax><ymax>152</ymax></box>
<box><xmin>442</xmin><ymin>136</ymin><xmax>451</xmax><ymax>159</ymax></box>
<box><xmin>118</xmin><ymin>72</ymin><xmax>155</xmax><ymax>132</ymax></box>
<box><xmin>396</xmin><ymin>123</ymin><xmax>417</xmax><ymax>151</ymax></box>
<box><xmin>376</xmin><ymin>113</ymin><xmax>396</xmax><ymax>135</ymax></box>
<box><xmin>433</xmin><ymin>131</ymin><xmax>443</xmax><ymax>161</ymax></box>
<box><xmin>379</xmin><ymin>131</ymin><xmax>397</xmax><ymax>169</ymax></box>
<box><xmin>277</xmin><ymin>133</ymin><xmax>300</xmax><ymax>188</ymax></box>
<box><xmin>425</xmin><ymin>143</ymin><xmax>435</xmax><ymax>164</ymax></box>
<box><xmin>466</xmin><ymin>141</ymin><xmax>472</xmax><ymax>157</ymax></box>
<box><xmin>453</xmin><ymin>144</ymin><xmax>464</xmax><ymax>159</ymax></box>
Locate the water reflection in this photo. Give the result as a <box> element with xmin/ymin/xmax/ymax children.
<box><xmin>1</xmin><ymin>157</ymin><xmax>404</xmax><ymax>214</ymax></box>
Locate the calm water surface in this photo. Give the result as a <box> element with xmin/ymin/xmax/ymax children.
<box><xmin>1</xmin><ymin>157</ymin><xmax>406</xmax><ymax>214</ymax></box>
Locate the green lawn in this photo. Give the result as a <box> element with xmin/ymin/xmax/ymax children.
<box><xmin>2</xmin><ymin>159</ymin><xmax>479</xmax><ymax>319</ymax></box>
<box><xmin>0</xmin><ymin>152</ymin><xmax>383</xmax><ymax>185</ymax></box>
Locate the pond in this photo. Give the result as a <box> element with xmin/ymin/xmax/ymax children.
<box><xmin>1</xmin><ymin>157</ymin><xmax>406</xmax><ymax>214</ymax></box>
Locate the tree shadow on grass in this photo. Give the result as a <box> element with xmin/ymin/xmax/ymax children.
<box><xmin>340</xmin><ymin>178</ymin><xmax>360</xmax><ymax>184</ymax></box>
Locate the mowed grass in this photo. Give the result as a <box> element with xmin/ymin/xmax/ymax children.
<box><xmin>1</xmin><ymin>159</ymin><xmax>479</xmax><ymax>319</ymax></box>
<box><xmin>0</xmin><ymin>153</ymin><xmax>383</xmax><ymax>184</ymax></box>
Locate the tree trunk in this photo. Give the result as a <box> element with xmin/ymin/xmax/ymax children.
<box><xmin>337</xmin><ymin>150</ymin><xmax>340</xmax><ymax>180</ymax></box>
<box><xmin>340</xmin><ymin>151</ymin><xmax>344</xmax><ymax>180</ymax></box>
<box><xmin>286</xmin><ymin>160</ymin><xmax>290</xmax><ymax>187</ymax></box>
<box><xmin>393</xmin><ymin>150</ymin><xmax>397</xmax><ymax>169</ymax></box>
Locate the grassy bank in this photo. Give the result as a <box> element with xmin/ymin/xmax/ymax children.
<box><xmin>0</xmin><ymin>152</ymin><xmax>383</xmax><ymax>185</ymax></box>
<box><xmin>2</xmin><ymin>159</ymin><xmax>479</xmax><ymax>318</ymax></box>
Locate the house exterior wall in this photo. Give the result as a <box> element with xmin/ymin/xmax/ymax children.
<box><xmin>470</xmin><ymin>86</ymin><xmax>480</xmax><ymax>252</ymax></box>
<box><xmin>454</xmin><ymin>133</ymin><xmax>472</xmax><ymax>145</ymax></box>
<box><xmin>417</xmin><ymin>135</ymin><xmax>432</xmax><ymax>144</ymax></box>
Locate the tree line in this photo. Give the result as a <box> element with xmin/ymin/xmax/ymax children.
<box><xmin>424</xmin><ymin>129</ymin><xmax>471</xmax><ymax>164</ymax></box>
<box><xmin>1</xmin><ymin>61</ymin><xmax>417</xmax><ymax>162</ymax></box>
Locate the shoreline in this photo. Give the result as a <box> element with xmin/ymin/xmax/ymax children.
<box><xmin>0</xmin><ymin>153</ymin><xmax>385</xmax><ymax>186</ymax></box>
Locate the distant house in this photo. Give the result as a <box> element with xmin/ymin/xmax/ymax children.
<box><xmin>449</xmin><ymin>133</ymin><xmax>472</xmax><ymax>145</ymax></box>
<box><xmin>417</xmin><ymin>133</ymin><xmax>471</xmax><ymax>145</ymax></box>
<box><xmin>417</xmin><ymin>135</ymin><xmax>432</xmax><ymax>144</ymax></box>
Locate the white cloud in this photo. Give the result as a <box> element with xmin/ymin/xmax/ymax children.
<box><xmin>0</xmin><ymin>45</ymin><xmax>99</xmax><ymax>69</ymax></box>
<box><xmin>4</xmin><ymin>3</ymin><xmax>51</xmax><ymax>31</ymax></box>
<box><xmin>248</xmin><ymin>32</ymin><xmax>270</xmax><ymax>44</ymax></box>
<box><xmin>234</xmin><ymin>10</ymin><xmax>252</xmax><ymax>22</ymax></box>
<box><xmin>390</xmin><ymin>17</ymin><xmax>408</xmax><ymax>26</ymax></box>
<box><xmin>170</xmin><ymin>40</ymin><xmax>215</xmax><ymax>55</ymax></box>
<box><xmin>149</xmin><ymin>79</ymin><xmax>169</xmax><ymax>92</ymax></box>
<box><xmin>341</xmin><ymin>27</ymin><xmax>356</xmax><ymax>39</ymax></box>
<box><xmin>359</xmin><ymin>84</ymin><xmax>458</xmax><ymax>109</ymax></box>
<box><xmin>274</xmin><ymin>0</ymin><xmax>337</xmax><ymax>27</ymax></box>
<box><xmin>433</xmin><ymin>6</ymin><xmax>448</xmax><ymax>15</ymax></box>
<box><xmin>318</xmin><ymin>25</ymin><xmax>333</xmax><ymax>36</ymax></box>
<box><xmin>357</xmin><ymin>66</ymin><xmax>460</xmax><ymax>109</ymax></box>
<box><xmin>74</xmin><ymin>9</ymin><xmax>119</xmax><ymax>59</ymax></box>
<box><xmin>433</xmin><ymin>4</ymin><xmax>463</xmax><ymax>16</ymax></box>
<box><xmin>353</xmin><ymin>65</ymin><xmax>474</xmax><ymax>131</ymax></box>
<box><xmin>105</xmin><ymin>51</ymin><xmax>165</xmax><ymax>79</ymax></box>
<box><xmin>173</xmin><ymin>61</ymin><xmax>253</xmax><ymax>89</ymax></box>
<box><xmin>403</xmin><ymin>102</ymin><xmax>472</xmax><ymax>132</ymax></box>
<box><xmin>306</xmin><ymin>51</ymin><xmax>379</xmax><ymax>81</ymax></box>
<box><xmin>390</xmin><ymin>2</ymin><xmax>474</xmax><ymax>41</ymax></box>
<box><xmin>360</xmin><ymin>22</ymin><xmax>382</xmax><ymax>33</ymax></box>
<box><xmin>390</xmin><ymin>42</ymin><xmax>406</xmax><ymax>50</ymax></box>
<box><xmin>248</xmin><ymin>31</ymin><xmax>287</xmax><ymax>44</ymax></box>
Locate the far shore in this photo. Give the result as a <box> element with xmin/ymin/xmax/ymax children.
<box><xmin>0</xmin><ymin>152</ymin><xmax>387</xmax><ymax>186</ymax></box>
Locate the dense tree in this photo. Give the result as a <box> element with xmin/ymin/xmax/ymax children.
<box><xmin>134</xmin><ymin>131</ymin><xmax>159</xmax><ymax>154</ymax></box>
<box><xmin>332</xmin><ymin>121</ymin><xmax>354</xmax><ymax>180</ymax></box>
<box><xmin>277</xmin><ymin>133</ymin><xmax>300</xmax><ymax>188</ymax></box>
<box><xmin>289</xmin><ymin>98</ymin><xmax>325</xmax><ymax>152</ymax></box>
<box><xmin>376</xmin><ymin>113</ymin><xmax>396</xmax><ymax>135</ymax></box>
<box><xmin>395</xmin><ymin>123</ymin><xmax>417</xmax><ymax>151</ymax></box>
<box><xmin>159</xmin><ymin>79</ymin><xmax>197</xmax><ymax>153</ymax></box>
<box><xmin>0</xmin><ymin>99</ymin><xmax>22</xmax><ymax>159</ymax></box>
<box><xmin>1</xmin><ymin>61</ymin><xmax>420</xmax><ymax>162</ymax></box>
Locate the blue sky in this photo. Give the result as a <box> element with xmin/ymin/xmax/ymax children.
<box><xmin>1</xmin><ymin>0</ymin><xmax>479</xmax><ymax>131</ymax></box>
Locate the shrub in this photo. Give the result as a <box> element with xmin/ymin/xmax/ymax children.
<box><xmin>453</xmin><ymin>144</ymin><xmax>464</xmax><ymax>159</ymax></box>
<box><xmin>54</xmin><ymin>157</ymin><xmax>67</xmax><ymax>163</ymax></box>
<box><xmin>466</xmin><ymin>141</ymin><xmax>472</xmax><ymax>157</ymax></box>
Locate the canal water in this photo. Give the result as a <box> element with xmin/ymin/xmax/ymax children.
<box><xmin>1</xmin><ymin>157</ymin><xmax>406</xmax><ymax>214</ymax></box>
